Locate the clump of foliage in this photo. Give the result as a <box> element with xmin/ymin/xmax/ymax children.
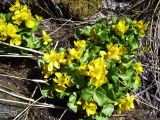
<box><xmin>40</xmin><ymin>18</ymin><xmax>147</xmax><ymax>119</ymax></box>
<box><xmin>55</xmin><ymin>0</ymin><xmax>102</xmax><ymax>19</ymax></box>
<box><xmin>0</xmin><ymin>1</ymin><xmax>148</xmax><ymax>120</ymax></box>
<box><xmin>0</xmin><ymin>0</ymin><xmax>52</xmax><ymax>54</ymax></box>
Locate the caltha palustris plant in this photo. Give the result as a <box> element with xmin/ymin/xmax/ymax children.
<box><xmin>0</xmin><ymin>0</ymin><xmax>147</xmax><ymax>119</ymax></box>
<box><xmin>39</xmin><ymin>17</ymin><xmax>147</xmax><ymax>120</ymax></box>
<box><xmin>0</xmin><ymin>0</ymin><xmax>53</xmax><ymax>54</ymax></box>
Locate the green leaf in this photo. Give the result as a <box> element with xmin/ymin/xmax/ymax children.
<box><xmin>61</xmin><ymin>64</ymin><xmax>85</xmax><ymax>88</ymax></box>
<box><xmin>93</xmin><ymin>88</ymin><xmax>106</xmax><ymax>106</ymax></box>
<box><xmin>111</xmin><ymin>75</ymin><xmax>119</xmax><ymax>84</ymax></box>
<box><xmin>22</xmin><ymin>36</ymin><xmax>34</xmax><ymax>48</ymax></box>
<box><xmin>81</xmin><ymin>87</ymin><xmax>95</xmax><ymax>101</ymax></box>
<box><xmin>95</xmin><ymin>115</ymin><xmax>108</xmax><ymax>120</ymax></box>
<box><xmin>68</xmin><ymin>93</ymin><xmax>77</xmax><ymax>104</ymax></box>
<box><xmin>31</xmin><ymin>20</ymin><xmax>41</xmax><ymax>32</ymax></box>
<box><xmin>104</xmin><ymin>84</ymin><xmax>116</xmax><ymax>101</ymax></box>
<box><xmin>102</xmin><ymin>104</ymin><xmax>114</xmax><ymax>117</ymax></box>
<box><xmin>5</xmin><ymin>13</ymin><xmax>12</xmax><ymax>21</ymax></box>
<box><xmin>41</xmin><ymin>85</ymin><xmax>54</xmax><ymax>98</ymax></box>
<box><xmin>67</xmin><ymin>103</ymin><xmax>77</xmax><ymax>113</ymax></box>
<box><xmin>37</xmin><ymin>58</ymin><xmax>45</xmax><ymax>67</ymax></box>
<box><xmin>76</xmin><ymin>26</ymin><xmax>92</xmax><ymax>39</ymax></box>
<box><xmin>80</xmin><ymin>49</ymin><xmax>89</xmax><ymax>64</ymax></box>
<box><xmin>118</xmin><ymin>70</ymin><xmax>133</xmax><ymax>81</ymax></box>
<box><xmin>126</xmin><ymin>35</ymin><xmax>138</xmax><ymax>50</ymax></box>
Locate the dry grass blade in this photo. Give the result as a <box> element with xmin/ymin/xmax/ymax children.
<box><xmin>0</xmin><ymin>73</ymin><xmax>46</xmax><ymax>83</ymax></box>
<box><xmin>0</xmin><ymin>41</ymin><xmax>44</xmax><ymax>55</ymax></box>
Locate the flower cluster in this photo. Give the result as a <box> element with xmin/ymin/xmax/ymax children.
<box><xmin>86</xmin><ymin>57</ymin><xmax>108</xmax><ymax>88</ymax></box>
<box><xmin>101</xmin><ymin>43</ymin><xmax>127</xmax><ymax>61</ymax></box>
<box><xmin>0</xmin><ymin>17</ymin><xmax>21</xmax><ymax>45</ymax></box>
<box><xmin>117</xmin><ymin>93</ymin><xmax>135</xmax><ymax>114</ymax></box>
<box><xmin>132</xmin><ymin>20</ymin><xmax>148</xmax><ymax>37</ymax></box>
<box><xmin>67</xmin><ymin>40</ymin><xmax>87</xmax><ymax>63</ymax></box>
<box><xmin>112</xmin><ymin>19</ymin><xmax>129</xmax><ymax>36</ymax></box>
<box><xmin>83</xmin><ymin>101</ymin><xmax>97</xmax><ymax>116</ymax></box>
<box><xmin>10</xmin><ymin>0</ymin><xmax>36</xmax><ymax>28</ymax></box>
<box><xmin>0</xmin><ymin>0</ymin><xmax>53</xmax><ymax>57</ymax></box>
<box><xmin>43</xmin><ymin>49</ymin><xmax>66</xmax><ymax>78</ymax></box>
<box><xmin>134</xmin><ymin>62</ymin><xmax>144</xmax><ymax>85</ymax></box>
<box><xmin>40</xmin><ymin>17</ymin><xmax>147</xmax><ymax>119</ymax></box>
<box><xmin>53</xmin><ymin>72</ymin><xmax>73</xmax><ymax>93</ymax></box>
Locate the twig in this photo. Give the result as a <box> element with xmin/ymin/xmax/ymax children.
<box><xmin>0</xmin><ymin>87</ymin><xmax>35</xmax><ymax>102</ymax></box>
<box><xmin>0</xmin><ymin>54</ymin><xmax>35</xmax><ymax>58</ymax></box>
<box><xmin>51</xmin><ymin>0</ymin><xmax>64</xmax><ymax>18</ymax></box>
<box><xmin>35</xmin><ymin>0</ymin><xmax>55</xmax><ymax>17</ymax></box>
<box><xmin>54</xmin><ymin>41</ymin><xmax>59</xmax><ymax>50</ymax></box>
<box><xmin>0</xmin><ymin>98</ymin><xmax>57</xmax><ymax>108</ymax></box>
<box><xmin>0</xmin><ymin>41</ymin><xmax>44</xmax><ymax>55</ymax></box>
<box><xmin>13</xmin><ymin>96</ymin><xmax>44</xmax><ymax>120</ymax></box>
<box><xmin>59</xmin><ymin>109</ymin><xmax>67</xmax><ymax>120</ymax></box>
<box><xmin>112</xmin><ymin>114</ymin><xmax>127</xmax><ymax>117</ymax></box>
<box><xmin>135</xmin><ymin>98</ymin><xmax>160</xmax><ymax>112</ymax></box>
<box><xmin>49</xmin><ymin>19</ymin><xmax>72</xmax><ymax>35</ymax></box>
<box><xmin>0</xmin><ymin>73</ymin><xmax>46</xmax><ymax>83</ymax></box>
<box><xmin>0</xmin><ymin>87</ymin><xmax>66</xmax><ymax>109</ymax></box>
<box><xmin>149</xmin><ymin>0</ymin><xmax>160</xmax><ymax>47</ymax></box>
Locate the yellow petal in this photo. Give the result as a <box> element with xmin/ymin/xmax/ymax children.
<box><xmin>25</xmin><ymin>18</ymin><xmax>36</xmax><ymax>28</ymax></box>
<box><xmin>54</xmin><ymin>85</ymin><xmax>66</xmax><ymax>93</ymax></box>
<box><xmin>48</xmin><ymin>62</ymin><xmax>54</xmax><ymax>72</ymax></box>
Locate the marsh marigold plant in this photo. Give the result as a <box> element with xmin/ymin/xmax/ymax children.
<box><xmin>0</xmin><ymin>1</ymin><xmax>147</xmax><ymax>119</ymax></box>
<box><xmin>40</xmin><ymin>17</ymin><xmax>147</xmax><ymax>120</ymax></box>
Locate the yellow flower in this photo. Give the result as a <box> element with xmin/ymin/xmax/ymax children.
<box><xmin>0</xmin><ymin>17</ymin><xmax>7</xmax><ymax>41</ymax></box>
<box><xmin>68</xmin><ymin>48</ymin><xmax>83</xmax><ymax>61</ymax></box>
<box><xmin>20</xmin><ymin>5</ymin><xmax>31</xmax><ymax>21</ymax></box>
<box><xmin>134</xmin><ymin>62</ymin><xmax>143</xmax><ymax>74</ymax></box>
<box><xmin>135</xmin><ymin>74</ymin><xmax>141</xmax><ymax>85</ymax></box>
<box><xmin>53</xmin><ymin>72</ymin><xmax>73</xmax><ymax>92</ymax></box>
<box><xmin>44</xmin><ymin>49</ymin><xmax>57</xmax><ymax>63</ymax></box>
<box><xmin>66</xmin><ymin>40</ymin><xmax>87</xmax><ymax>64</ymax></box>
<box><xmin>42</xmin><ymin>30</ymin><xmax>52</xmax><ymax>45</ymax></box>
<box><xmin>7</xmin><ymin>23</ymin><xmax>18</xmax><ymax>37</ymax></box>
<box><xmin>100</xmin><ymin>50</ymin><xmax>107</xmax><ymax>57</ymax></box>
<box><xmin>87</xmin><ymin>58</ymin><xmax>108</xmax><ymax>88</ymax></box>
<box><xmin>10</xmin><ymin>34</ymin><xmax>21</xmax><ymax>45</ymax></box>
<box><xmin>42</xmin><ymin>64</ymin><xmax>53</xmax><ymax>78</ymax></box>
<box><xmin>83</xmin><ymin>101</ymin><xmax>97</xmax><ymax>116</ymax></box>
<box><xmin>25</xmin><ymin>17</ymin><xmax>36</xmax><ymax>28</ymax></box>
<box><xmin>113</xmin><ymin>19</ymin><xmax>129</xmax><ymax>36</ymax></box>
<box><xmin>77</xmin><ymin>98</ymin><xmax>82</xmax><ymax>105</ymax></box>
<box><xmin>9</xmin><ymin>0</ymin><xmax>21</xmax><ymax>12</ymax></box>
<box><xmin>10</xmin><ymin>0</ymin><xmax>36</xmax><ymax>28</ymax></box>
<box><xmin>57</xmin><ymin>50</ymin><xmax>66</xmax><ymax>64</ymax></box>
<box><xmin>54</xmin><ymin>85</ymin><xmax>66</xmax><ymax>93</ymax></box>
<box><xmin>74</xmin><ymin>40</ymin><xmax>87</xmax><ymax>49</ymax></box>
<box><xmin>117</xmin><ymin>93</ymin><xmax>135</xmax><ymax>114</ymax></box>
<box><xmin>106</xmin><ymin>43</ymin><xmax>127</xmax><ymax>61</ymax></box>
<box><xmin>44</xmin><ymin>50</ymin><xmax>66</xmax><ymax>71</ymax></box>
<box><xmin>133</xmin><ymin>20</ymin><xmax>147</xmax><ymax>37</ymax></box>
<box><xmin>12</xmin><ymin>11</ymin><xmax>22</xmax><ymax>25</ymax></box>
<box><xmin>79</xmin><ymin>64</ymin><xmax>88</xmax><ymax>76</ymax></box>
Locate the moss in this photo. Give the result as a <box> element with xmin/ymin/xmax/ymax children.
<box><xmin>1</xmin><ymin>0</ymin><xmax>102</xmax><ymax>19</ymax></box>
<box><xmin>55</xmin><ymin>0</ymin><xmax>102</xmax><ymax>19</ymax></box>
